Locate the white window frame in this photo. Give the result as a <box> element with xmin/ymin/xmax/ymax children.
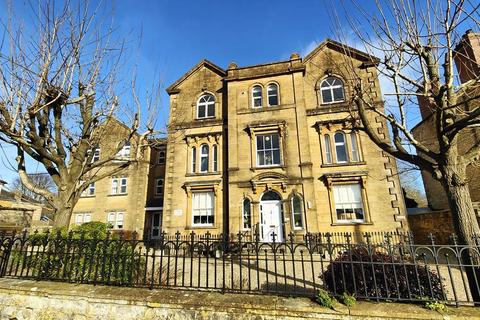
<box><xmin>155</xmin><ymin>178</ymin><xmax>164</xmax><ymax>196</ymax></box>
<box><xmin>334</xmin><ymin>132</ymin><xmax>348</xmax><ymax>163</ymax></box>
<box><xmin>242</xmin><ymin>198</ymin><xmax>252</xmax><ymax>230</ymax></box>
<box><xmin>267</xmin><ymin>83</ymin><xmax>279</xmax><ymax>106</ymax></box>
<box><xmin>200</xmin><ymin>144</ymin><xmax>209</xmax><ymax>173</ymax></box>
<box><xmin>324</xmin><ymin>134</ymin><xmax>332</xmax><ymax>164</ymax></box>
<box><xmin>75</xmin><ymin>213</ymin><xmax>91</xmax><ymax>226</ymax></box>
<box><xmin>320</xmin><ymin>77</ymin><xmax>345</xmax><ymax>104</ymax></box>
<box><xmin>192</xmin><ymin>192</ymin><xmax>214</xmax><ymax>226</ymax></box>
<box><xmin>87</xmin><ymin>148</ymin><xmax>100</xmax><ymax>163</ymax></box>
<box><xmin>332</xmin><ymin>184</ymin><xmax>365</xmax><ymax>223</ymax></box>
<box><xmin>196</xmin><ymin>94</ymin><xmax>215</xmax><ymax>119</ymax></box>
<box><xmin>107</xmin><ymin>211</ymin><xmax>124</xmax><ymax>229</ymax></box>
<box><xmin>158</xmin><ymin>150</ymin><xmax>166</xmax><ymax>164</ymax></box>
<box><xmin>256</xmin><ymin>133</ymin><xmax>281</xmax><ymax>167</ymax></box>
<box><xmin>111</xmin><ymin>177</ymin><xmax>127</xmax><ymax>195</ymax></box>
<box><xmin>252</xmin><ymin>85</ymin><xmax>263</xmax><ymax>108</ymax></box>
<box><xmin>116</xmin><ymin>142</ymin><xmax>131</xmax><ymax>160</ymax></box>
<box><xmin>291</xmin><ymin>195</ymin><xmax>304</xmax><ymax>230</ymax></box>
<box><xmin>81</xmin><ymin>182</ymin><xmax>95</xmax><ymax>197</ymax></box>
<box><xmin>350</xmin><ymin>133</ymin><xmax>360</xmax><ymax>162</ymax></box>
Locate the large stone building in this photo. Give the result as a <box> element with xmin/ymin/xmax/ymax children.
<box><xmin>412</xmin><ymin>30</ymin><xmax>480</xmax><ymax>214</ymax></box>
<box><xmin>71</xmin><ymin>119</ymin><xmax>166</xmax><ymax>239</ymax></box>
<box><xmin>161</xmin><ymin>39</ymin><xmax>407</xmax><ymax>241</ymax></box>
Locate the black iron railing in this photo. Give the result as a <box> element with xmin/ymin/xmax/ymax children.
<box><xmin>0</xmin><ymin>230</ymin><xmax>479</xmax><ymax>305</ymax></box>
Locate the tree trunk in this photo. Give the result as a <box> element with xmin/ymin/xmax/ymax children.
<box><xmin>52</xmin><ymin>192</ymin><xmax>75</xmax><ymax>228</ymax></box>
<box><xmin>440</xmin><ymin>163</ymin><xmax>480</xmax><ymax>302</ymax></box>
<box><xmin>440</xmin><ymin>164</ymin><xmax>480</xmax><ymax>247</ymax></box>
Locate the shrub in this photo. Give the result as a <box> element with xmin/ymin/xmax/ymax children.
<box><xmin>340</xmin><ymin>292</ymin><xmax>356</xmax><ymax>307</ymax></box>
<box><xmin>320</xmin><ymin>246</ymin><xmax>444</xmax><ymax>301</ymax></box>
<box><xmin>316</xmin><ymin>289</ymin><xmax>336</xmax><ymax>309</ymax></box>
<box><xmin>423</xmin><ymin>299</ymin><xmax>448</xmax><ymax>312</ymax></box>
<box><xmin>9</xmin><ymin>223</ymin><xmax>144</xmax><ymax>285</ymax></box>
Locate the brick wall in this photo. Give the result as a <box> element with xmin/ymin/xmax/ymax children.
<box><xmin>408</xmin><ymin>210</ymin><xmax>480</xmax><ymax>244</ymax></box>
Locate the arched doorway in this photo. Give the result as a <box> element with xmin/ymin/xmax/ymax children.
<box><xmin>260</xmin><ymin>190</ymin><xmax>284</xmax><ymax>242</ymax></box>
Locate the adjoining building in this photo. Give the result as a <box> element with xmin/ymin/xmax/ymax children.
<box><xmin>411</xmin><ymin>30</ymin><xmax>480</xmax><ymax>241</ymax></box>
<box><xmin>0</xmin><ymin>179</ymin><xmax>50</xmax><ymax>232</ymax></box>
<box><xmin>71</xmin><ymin>118</ymin><xmax>156</xmax><ymax>239</ymax></box>
<box><xmin>161</xmin><ymin>39</ymin><xmax>408</xmax><ymax>241</ymax></box>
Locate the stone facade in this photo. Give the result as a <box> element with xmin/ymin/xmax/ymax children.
<box><xmin>162</xmin><ymin>39</ymin><xmax>407</xmax><ymax>239</ymax></box>
<box><xmin>71</xmin><ymin>119</ymin><xmax>155</xmax><ymax>239</ymax></box>
<box><xmin>412</xmin><ymin>30</ymin><xmax>480</xmax><ymax>213</ymax></box>
<box><xmin>0</xmin><ymin>181</ymin><xmax>48</xmax><ymax>231</ymax></box>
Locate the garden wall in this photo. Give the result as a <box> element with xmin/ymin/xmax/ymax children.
<box><xmin>0</xmin><ymin>278</ymin><xmax>478</xmax><ymax>319</ymax></box>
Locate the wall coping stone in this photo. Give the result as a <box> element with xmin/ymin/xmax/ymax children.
<box><xmin>0</xmin><ymin>278</ymin><xmax>478</xmax><ymax>319</ymax></box>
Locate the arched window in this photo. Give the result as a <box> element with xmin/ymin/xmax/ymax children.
<box><xmin>243</xmin><ymin>198</ymin><xmax>251</xmax><ymax>229</ymax></box>
<box><xmin>252</xmin><ymin>85</ymin><xmax>262</xmax><ymax>107</ymax></box>
<box><xmin>324</xmin><ymin>135</ymin><xmax>332</xmax><ymax>164</ymax></box>
<box><xmin>212</xmin><ymin>145</ymin><xmax>218</xmax><ymax>172</ymax></box>
<box><xmin>197</xmin><ymin>94</ymin><xmax>215</xmax><ymax>119</ymax></box>
<box><xmin>334</xmin><ymin>132</ymin><xmax>348</xmax><ymax>163</ymax></box>
<box><xmin>267</xmin><ymin>83</ymin><xmax>279</xmax><ymax>106</ymax></box>
<box><xmin>320</xmin><ymin>77</ymin><xmax>345</xmax><ymax>104</ymax></box>
<box><xmin>261</xmin><ymin>190</ymin><xmax>282</xmax><ymax>201</ymax></box>
<box><xmin>291</xmin><ymin>195</ymin><xmax>303</xmax><ymax>229</ymax></box>
<box><xmin>350</xmin><ymin>133</ymin><xmax>360</xmax><ymax>162</ymax></box>
<box><xmin>200</xmin><ymin>144</ymin><xmax>209</xmax><ymax>173</ymax></box>
<box><xmin>191</xmin><ymin>147</ymin><xmax>196</xmax><ymax>173</ymax></box>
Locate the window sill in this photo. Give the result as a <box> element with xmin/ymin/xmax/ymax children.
<box><xmin>185</xmin><ymin>172</ymin><xmax>221</xmax><ymax>177</ymax></box>
<box><xmin>250</xmin><ymin>165</ymin><xmax>285</xmax><ymax>171</ymax></box>
<box><xmin>80</xmin><ymin>195</ymin><xmax>95</xmax><ymax>198</ymax></box>
<box><xmin>237</xmin><ymin>104</ymin><xmax>294</xmax><ymax>115</ymax></box>
<box><xmin>321</xmin><ymin>161</ymin><xmax>366</xmax><ymax>168</ymax></box>
<box><xmin>306</xmin><ymin>103</ymin><xmax>351</xmax><ymax>116</ymax></box>
<box><xmin>186</xmin><ymin>225</ymin><xmax>219</xmax><ymax>230</ymax></box>
<box><xmin>108</xmin><ymin>193</ymin><xmax>128</xmax><ymax>197</ymax></box>
<box><xmin>331</xmin><ymin>221</ymin><xmax>373</xmax><ymax>226</ymax></box>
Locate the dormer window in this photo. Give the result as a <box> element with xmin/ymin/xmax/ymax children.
<box><xmin>320</xmin><ymin>77</ymin><xmax>345</xmax><ymax>104</ymax></box>
<box><xmin>267</xmin><ymin>83</ymin><xmax>279</xmax><ymax>106</ymax></box>
<box><xmin>252</xmin><ymin>85</ymin><xmax>262</xmax><ymax>107</ymax></box>
<box><xmin>197</xmin><ymin>94</ymin><xmax>215</xmax><ymax>119</ymax></box>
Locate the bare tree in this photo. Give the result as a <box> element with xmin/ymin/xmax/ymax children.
<box><xmin>0</xmin><ymin>1</ymin><xmax>158</xmax><ymax>227</ymax></box>
<box><xmin>334</xmin><ymin>0</ymin><xmax>480</xmax><ymax>245</ymax></box>
<box><xmin>10</xmin><ymin>173</ymin><xmax>55</xmax><ymax>203</ymax></box>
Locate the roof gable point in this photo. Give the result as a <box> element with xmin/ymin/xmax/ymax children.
<box><xmin>166</xmin><ymin>59</ymin><xmax>226</xmax><ymax>94</ymax></box>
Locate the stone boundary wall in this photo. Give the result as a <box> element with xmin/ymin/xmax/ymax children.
<box><xmin>0</xmin><ymin>279</ymin><xmax>478</xmax><ymax>319</ymax></box>
<box><xmin>407</xmin><ymin>209</ymin><xmax>480</xmax><ymax>244</ymax></box>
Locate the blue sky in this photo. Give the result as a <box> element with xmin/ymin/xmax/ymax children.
<box><xmin>0</xmin><ymin>0</ymin><xmax>427</xmax><ymax>190</ymax></box>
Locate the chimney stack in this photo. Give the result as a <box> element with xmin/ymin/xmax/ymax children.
<box><xmin>454</xmin><ymin>30</ymin><xmax>480</xmax><ymax>84</ymax></box>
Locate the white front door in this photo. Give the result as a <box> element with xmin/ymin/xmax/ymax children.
<box><xmin>260</xmin><ymin>200</ymin><xmax>283</xmax><ymax>242</ymax></box>
<box><xmin>150</xmin><ymin>211</ymin><xmax>162</xmax><ymax>239</ymax></box>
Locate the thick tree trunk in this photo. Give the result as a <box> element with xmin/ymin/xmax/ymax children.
<box><xmin>440</xmin><ymin>161</ymin><xmax>480</xmax><ymax>302</ymax></box>
<box><xmin>440</xmin><ymin>165</ymin><xmax>480</xmax><ymax>246</ymax></box>
<box><xmin>52</xmin><ymin>192</ymin><xmax>75</xmax><ymax>228</ymax></box>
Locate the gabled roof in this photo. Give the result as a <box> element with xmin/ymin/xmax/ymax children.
<box><xmin>166</xmin><ymin>59</ymin><xmax>226</xmax><ymax>94</ymax></box>
<box><xmin>303</xmin><ymin>39</ymin><xmax>379</xmax><ymax>64</ymax></box>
